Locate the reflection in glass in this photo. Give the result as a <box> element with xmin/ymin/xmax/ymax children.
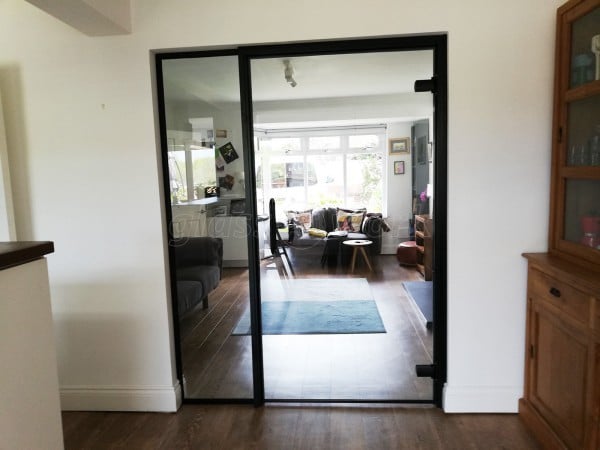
<box><xmin>160</xmin><ymin>55</ymin><xmax>252</xmax><ymax>399</ymax></box>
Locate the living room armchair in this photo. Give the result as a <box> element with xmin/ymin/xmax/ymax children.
<box><xmin>172</xmin><ymin>237</ymin><xmax>223</xmax><ymax>315</ymax></box>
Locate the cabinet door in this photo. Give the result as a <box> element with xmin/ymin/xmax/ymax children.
<box><xmin>529</xmin><ymin>299</ymin><xmax>589</xmax><ymax>449</ymax></box>
<box><xmin>171</xmin><ymin>205</ymin><xmax>207</xmax><ymax>238</ymax></box>
<box><xmin>208</xmin><ymin>216</ymin><xmax>248</xmax><ymax>266</ymax></box>
<box><xmin>551</xmin><ymin>1</ymin><xmax>600</xmax><ymax>267</ymax></box>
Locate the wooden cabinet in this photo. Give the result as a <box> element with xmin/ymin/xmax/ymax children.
<box><xmin>521</xmin><ymin>254</ymin><xmax>600</xmax><ymax>449</ymax></box>
<box><xmin>548</xmin><ymin>0</ymin><xmax>600</xmax><ymax>270</ymax></box>
<box><xmin>415</xmin><ymin>214</ymin><xmax>432</xmax><ymax>280</ymax></box>
<box><xmin>521</xmin><ymin>3</ymin><xmax>600</xmax><ymax>447</ymax></box>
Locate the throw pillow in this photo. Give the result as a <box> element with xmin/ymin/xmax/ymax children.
<box><xmin>286</xmin><ymin>209</ymin><xmax>312</xmax><ymax>231</ymax></box>
<box><xmin>308</xmin><ymin>228</ymin><xmax>327</xmax><ymax>238</ymax></box>
<box><xmin>336</xmin><ymin>208</ymin><xmax>366</xmax><ymax>232</ymax></box>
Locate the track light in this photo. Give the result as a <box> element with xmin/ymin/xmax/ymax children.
<box><xmin>283</xmin><ymin>60</ymin><xmax>297</xmax><ymax>87</ymax></box>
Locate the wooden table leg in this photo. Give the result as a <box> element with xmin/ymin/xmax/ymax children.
<box><xmin>350</xmin><ymin>247</ymin><xmax>358</xmax><ymax>273</ymax></box>
<box><xmin>359</xmin><ymin>247</ymin><xmax>373</xmax><ymax>271</ymax></box>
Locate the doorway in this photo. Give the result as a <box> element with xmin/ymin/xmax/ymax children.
<box><xmin>155</xmin><ymin>34</ymin><xmax>447</xmax><ymax>405</ymax></box>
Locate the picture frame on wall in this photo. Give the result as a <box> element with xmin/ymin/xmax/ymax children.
<box><xmin>389</xmin><ymin>137</ymin><xmax>410</xmax><ymax>154</ymax></box>
<box><xmin>393</xmin><ymin>160</ymin><xmax>405</xmax><ymax>175</ymax></box>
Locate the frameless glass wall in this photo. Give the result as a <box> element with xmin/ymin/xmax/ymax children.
<box><xmin>159</xmin><ymin>55</ymin><xmax>253</xmax><ymax>399</ymax></box>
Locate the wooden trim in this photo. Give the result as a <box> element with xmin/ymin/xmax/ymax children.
<box><xmin>0</xmin><ymin>241</ymin><xmax>54</xmax><ymax>271</ymax></box>
<box><xmin>565</xmin><ymin>80</ymin><xmax>600</xmax><ymax>102</ymax></box>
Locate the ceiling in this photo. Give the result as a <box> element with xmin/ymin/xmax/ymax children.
<box><xmin>162</xmin><ymin>50</ymin><xmax>433</xmax><ymax>104</ymax></box>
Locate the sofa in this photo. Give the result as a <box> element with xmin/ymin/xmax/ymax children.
<box><xmin>172</xmin><ymin>237</ymin><xmax>223</xmax><ymax>315</ymax></box>
<box><xmin>286</xmin><ymin>207</ymin><xmax>389</xmax><ymax>263</ymax></box>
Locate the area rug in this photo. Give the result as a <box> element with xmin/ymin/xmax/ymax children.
<box><xmin>232</xmin><ymin>300</ymin><xmax>386</xmax><ymax>335</ymax></box>
<box><xmin>403</xmin><ymin>281</ymin><xmax>433</xmax><ymax>328</ymax></box>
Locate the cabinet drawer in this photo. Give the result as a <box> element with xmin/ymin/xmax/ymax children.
<box><xmin>529</xmin><ymin>269</ymin><xmax>591</xmax><ymax>324</ymax></box>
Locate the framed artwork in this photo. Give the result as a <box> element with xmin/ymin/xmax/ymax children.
<box><xmin>389</xmin><ymin>137</ymin><xmax>410</xmax><ymax>154</ymax></box>
<box><xmin>393</xmin><ymin>161</ymin><xmax>405</xmax><ymax>175</ymax></box>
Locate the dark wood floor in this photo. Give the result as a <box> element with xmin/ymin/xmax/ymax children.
<box><xmin>179</xmin><ymin>252</ymin><xmax>432</xmax><ymax>400</ymax></box>
<box><xmin>62</xmin><ymin>251</ymin><xmax>541</xmax><ymax>449</ymax></box>
<box><xmin>62</xmin><ymin>403</ymin><xmax>540</xmax><ymax>449</ymax></box>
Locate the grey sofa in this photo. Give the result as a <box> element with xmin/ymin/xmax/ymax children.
<box><xmin>172</xmin><ymin>237</ymin><xmax>223</xmax><ymax>315</ymax></box>
<box><xmin>289</xmin><ymin>207</ymin><xmax>389</xmax><ymax>255</ymax></box>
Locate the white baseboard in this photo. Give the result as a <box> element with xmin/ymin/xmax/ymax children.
<box><xmin>60</xmin><ymin>381</ymin><xmax>182</xmax><ymax>412</ymax></box>
<box><xmin>442</xmin><ymin>384</ymin><xmax>522</xmax><ymax>413</ymax></box>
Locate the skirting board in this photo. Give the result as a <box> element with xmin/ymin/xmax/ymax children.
<box><xmin>60</xmin><ymin>381</ymin><xmax>182</xmax><ymax>412</ymax></box>
<box><xmin>443</xmin><ymin>384</ymin><xmax>522</xmax><ymax>413</ymax></box>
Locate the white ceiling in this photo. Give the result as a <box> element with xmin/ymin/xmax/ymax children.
<box><xmin>162</xmin><ymin>50</ymin><xmax>433</xmax><ymax>104</ymax></box>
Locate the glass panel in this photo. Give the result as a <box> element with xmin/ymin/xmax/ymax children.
<box><xmin>161</xmin><ymin>55</ymin><xmax>253</xmax><ymax>400</ymax></box>
<box><xmin>570</xmin><ymin>6</ymin><xmax>600</xmax><ymax>88</ymax></box>
<box><xmin>563</xmin><ymin>179</ymin><xmax>600</xmax><ymax>250</ymax></box>
<box><xmin>308</xmin><ymin>153</ymin><xmax>344</xmax><ymax>207</ymax></box>
<box><xmin>349</xmin><ymin>134</ymin><xmax>379</xmax><ymax>149</ymax></box>
<box><xmin>251</xmin><ymin>50</ymin><xmax>434</xmax><ymax>402</ymax></box>
<box><xmin>346</xmin><ymin>152</ymin><xmax>383</xmax><ymax>212</ymax></box>
<box><xmin>566</xmin><ymin>94</ymin><xmax>600</xmax><ymax>166</ymax></box>
<box><xmin>309</xmin><ymin>136</ymin><xmax>340</xmax><ymax>150</ymax></box>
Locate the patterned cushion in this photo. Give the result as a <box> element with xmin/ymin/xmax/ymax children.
<box><xmin>336</xmin><ymin>208</ymin><xmax>366</xmax><ymax>232</ymax></box>
<box><xmin>286</xmin><ymin>209</ymin><xmax>312</xmax><ymax>231</ymax></box>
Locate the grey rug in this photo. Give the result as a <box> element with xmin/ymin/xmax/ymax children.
<box><xmin>403</xmin><ymin>281</ymin><xmax>433</xmax><ymax>328</ymax></box>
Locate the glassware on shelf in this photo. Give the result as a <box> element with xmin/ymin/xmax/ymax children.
<box><xmin>580</xmin><ymin>215</ymin><xmax>600</xmax><ymax>248</ymax></box>
<box><xmin>569</xmin><ymin>143</ymin><xmax>590</xmax><ymax>166</ymax></box>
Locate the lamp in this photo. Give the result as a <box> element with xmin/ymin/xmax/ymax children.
<box><xmin>283</xmin><ymin>60</ymin><xmax>297</xmax><ymax>87</ymax></box>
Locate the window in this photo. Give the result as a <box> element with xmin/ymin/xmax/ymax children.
<box><xmin>168</xmin><ymin>137</ymin><xmax>216</xmax><ymax>203</ymax></box>
<box><xmin>255</xmin><ymin>129</ymin><xmax>385</xmax><ymax>216</ymax></box>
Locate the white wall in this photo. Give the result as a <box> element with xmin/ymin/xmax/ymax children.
<box><xmin>0</xmin><ymin>90</ymin><xmax>16</xmax><ymax>240</ymax></box>
<box><xmin>0</xmin><ymin>0</ymin><xmax>562</xmax><ymax>412</ymax></box>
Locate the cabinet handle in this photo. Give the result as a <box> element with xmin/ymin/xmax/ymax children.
<box><xmin>549</xmin><ymin>287</ymin><xmax>561</xmax><ymax>298</ymax></box>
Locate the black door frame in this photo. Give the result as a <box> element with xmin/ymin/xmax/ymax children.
<box><xmin>156</xmin><ymin>33</ymin><xmax>447</xmax><ymax>407</ymax></box>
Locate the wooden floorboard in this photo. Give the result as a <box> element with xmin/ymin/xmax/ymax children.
<box><xmin>62</xmin><ymin>404</ymin><xmax>541</xmax><ymax>450</ymax></box>
<box><xmin>178</xmin><ymin>254</ymin><xmax>434</xmax><ymax>400</ymax></box>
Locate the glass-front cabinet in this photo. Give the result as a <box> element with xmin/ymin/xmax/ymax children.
<box><xmin>551</xmin><ymin>0</ymin><xmax>600</xmax><ymax>267</ymax></box>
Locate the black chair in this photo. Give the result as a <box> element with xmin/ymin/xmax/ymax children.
<box><xmin>267</xmin><ymin>198</ymin><xmax>294</xmax><ymax>273</ymax></box>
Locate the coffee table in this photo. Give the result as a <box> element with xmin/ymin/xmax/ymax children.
<box><xmin>342</xmin><ymin>239</ymin><xmax>373</xmax><ymax>273</ymax></box>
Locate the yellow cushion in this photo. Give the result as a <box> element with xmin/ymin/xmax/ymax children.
<box><xmin>308</xmin><ymin>228</ymin><xmax>327</xmax><ymax>238</ymax></box>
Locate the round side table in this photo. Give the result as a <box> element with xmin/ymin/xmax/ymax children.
<box><xmin>342</xmin><ymin>239</ymin><xmax>373</xmax><ymax>273</ymax></box>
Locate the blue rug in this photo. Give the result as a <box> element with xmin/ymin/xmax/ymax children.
<box><xmin>403</xmin><ymin>281</ymin><xmax>433</xmax><ymax>328</ymax></box>
<box><xmin>232</xmin><ymin>300</ymin><xmax>386</xmax><ymax>335</ymax></box>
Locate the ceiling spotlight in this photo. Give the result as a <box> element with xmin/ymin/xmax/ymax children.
<box><xmin>283</xmin><ymin>60</ymin><xmax>297</xmax><ymax>87</ymax></box>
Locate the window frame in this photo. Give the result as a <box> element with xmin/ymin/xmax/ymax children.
<box><xmin>255</xmin><ymin>127</ymin><xmax>387</xmax><ymax>216</ymax></box>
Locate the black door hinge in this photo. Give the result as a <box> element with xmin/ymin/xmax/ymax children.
<box><xmin>416</xmin><ymin>364</ymin><xmax>437</xmax><ymax>378</ymax></box>
<box><xmin>414</xmin><ymin>77</ymin><xmax>437</xmax><ymax>94</ymax></box>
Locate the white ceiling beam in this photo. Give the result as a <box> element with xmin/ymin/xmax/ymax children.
<box><xmin>25</xmin><ymin>0</ymin><xmax>131</xmax><ymax>36</ymax></box>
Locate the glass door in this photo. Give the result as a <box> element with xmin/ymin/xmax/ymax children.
<box><xmin>249</xmin><ymin>50</ymin><xmax>436</xmax><ymax>401</ymax></box>
<box><xmin>158</xmin><ymin>53</ymin><xmax>255</xmax><ymax>400</ymax></box>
